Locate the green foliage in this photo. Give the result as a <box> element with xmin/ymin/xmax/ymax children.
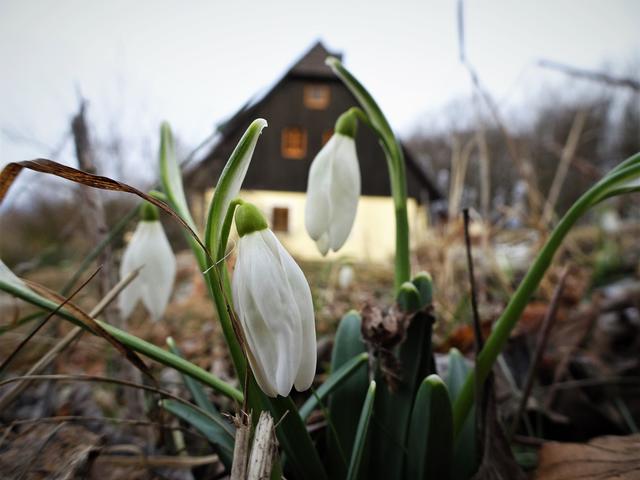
<box><xmin>406</xmin><ymin>375</ymin><xmax>453</xmax><ymax>480</ymax></box>
<box><xmin>346</xmin><ymin>381</ymin><xmax>376</xmax><ymax>480</ymax></box>
<box><xmin>326</xmin><ymin>311</ymin><xmax>370</xmax><ymax>478</ymax></box>
<box><xmin>299</xmin><ymin>351</ymin><xmax>368</xmax><ymax>421</ymax></box>
<box><xmin>452</xmin><ymin>152</ymin><xmax>640</xmax><ymax>436</ymax></box>
<box><xmin>446</xmin><ymin>349</ymin><xmax>477</xmax><ymax>480</ymax></box>
<box><xmin>161</xmin><ymin>399</ymin><xmax>234</xmax><ymax>468</ymax></box>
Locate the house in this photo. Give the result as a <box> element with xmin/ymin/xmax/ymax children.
<box><xmin>185</xmin><ymin>41</ymin><xmax>442</xmax><ymax>262</ymax></box>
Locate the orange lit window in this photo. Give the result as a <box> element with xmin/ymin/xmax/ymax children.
<box><xmin>282</xmin><ymin>127</ymin><xmax>307</xmax><ymax>159</ymax></box>
<box><xmin>322</xmin><ymin>129</ymin><xmax>334</xmax><ymax>145</ymax></box>
<box><xmin>304</xmin><ymin>84</ymin><xmax>330</xmax><ymax>110</ymax></box>
<box><xmin>272</xmin><ymin>207</ymin><xmax>289</xmax><ymax>232</ymax></box>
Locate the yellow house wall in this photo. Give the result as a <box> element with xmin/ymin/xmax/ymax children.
<box><xmin>203</xmin><ymin>189</ymin><xmax>428</xmax><ymax>263</ymax></box>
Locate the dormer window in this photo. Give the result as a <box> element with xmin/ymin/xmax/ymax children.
<box><xmin>304</xmin><ymin>84</ymin><xmax>330</xmax><ymax>110</ymax></box>
<box><xmin>282</xmin><ymin>127</ymin><xmax>307</xmax><ymax>159</ymax></box>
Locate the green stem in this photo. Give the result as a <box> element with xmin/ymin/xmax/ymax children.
<box><xmin>204</xmin><ymin>268</ymin><xmax>247</xmax><ymax>381</ymax></box>
<box><xmin>0</xmin><ymin>279</ymin><xmax>244</xmax><ymax>404</ymax></box>
<box><xmin>452</xmin><ymin>159</ymin><xmax>640</xmax><ymax>437</ymax></box>
<box><xmin>216</xmin><ymin>198</ymin><xmax>244</xmax><ymax>262</ymax></box>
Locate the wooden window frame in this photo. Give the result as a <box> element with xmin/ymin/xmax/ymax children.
<box><xmin>304</xmin><ymin>84</ymin><xmax>331</xmax><ymax>110</ymax></box>
<box><xmin>281</xmin><ymin>127</ymin><xmax>307</xmax><ymax>159</ymax></box>
<box><xmin>271</xmin><ymin>206</ymin><xmax>290</xmax><ymax>233</ymax></box>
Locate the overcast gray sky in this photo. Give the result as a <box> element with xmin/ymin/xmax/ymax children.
<box><xmin>0</xmin><ymin>0</ymin><xmax>638</xmax><ymax>181</ymax></box>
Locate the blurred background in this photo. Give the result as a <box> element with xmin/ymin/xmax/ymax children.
<box><xmin>1</xmin><ymin>3</ymin><xmax>640</xmax><ymax>476</ymax></box>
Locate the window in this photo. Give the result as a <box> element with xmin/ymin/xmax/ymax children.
<box><xmin>272</xmin><ymin>207</ymin><xmax>289</xmax><ymax>233</ymax></box>
<box><xmin>281</xmin><ymin>127</ymin><xmax>307</xmax><ymax>159</ymax></box>
<box><xmin>322</xmin><ymin>129</ymin><xmax>334</xmax><ymax>146</ymax></box>
<box><xmin>304</xmin><ymin>84</ymin><xmax>330</xmax><ymax>110</ymax></box>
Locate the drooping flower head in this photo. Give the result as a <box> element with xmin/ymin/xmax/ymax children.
<box><xmin>119</xmin><ymin>201</ymin><xmax>176</xmax><ymax>321</ymax></box>
<box><xmin>232</xmin><ymin>202</ymin><xmax>316</xmax><ymax>397</ymax></box>
<box><xmin>305</xmin><ymin>110</ymin><xmax>360</xmax><ymax>255</ymax></box>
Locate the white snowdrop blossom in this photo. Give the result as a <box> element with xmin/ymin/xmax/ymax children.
<box><xmin>119</xmin><ymin>216</ymin><xmax>176</xmax><ymax>321</ymax></box>
<box><xmin>305</xmin><ymin>111</ymin><xmax>360</xmax><ymax>255</ymax></box>
<box><xmin>232</xmin><ymin>203</ymin><xmax>316</xmax><ymax>397</ymax></box>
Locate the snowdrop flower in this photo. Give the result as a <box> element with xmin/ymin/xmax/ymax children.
<box><xmin>305</xmin><ymin>110</ymin><xmax>360</xmax><ymax>255</ymax></box>
<box><xmin>232</xmin><ymin>202</ymin><xmax>316</xmax><ymax>397</ymax></box>
<box><xmin>119</xmin><ymin>202</ymin><xmax>176</xmax><ymax>321</ymax></box>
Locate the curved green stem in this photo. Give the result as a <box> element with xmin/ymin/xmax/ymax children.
<box><xmin>452</xmin><ymin>158</ymin><xmax>640</xmax><ymax>437</ymax></box>
<box><xmin>328</xmin><ymin>59</ymin><xmax>411</xmax><ymax>290</ymax></box>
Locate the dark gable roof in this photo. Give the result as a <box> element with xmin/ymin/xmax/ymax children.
<box><xmin>186</xmin><ymin>40</ymin><xmax>443</xmax><ymax>201</ymax></box>
<box><xmin>289</xmin><ymin>41</ymin><xmax>342</xmax><ymax>78</ymax></box>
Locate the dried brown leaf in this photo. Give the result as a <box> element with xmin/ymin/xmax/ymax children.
<box><xmin>0</xmin><ymin>159</ymin><xmax>210</xmax><ymax>261</ymax></box>
<box><xmin>535</xmin><ymin>434</ymin><xmax>640</xmax><ymax>480</ymax></box>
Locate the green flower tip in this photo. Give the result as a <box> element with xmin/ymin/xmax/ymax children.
<box><xmin>166</xmin><ymin>336</ymin><xmax>176</xmax><ymax>348</ymax></box>
<box><xmin>140</xmin><ymin>201</ymin><xmax>160</xmax><ymax>221</ymax></box>
<box><xmin>397</xmin><ymin>281</ymin><xmax>421</xmax><ymax>312</ymax></box>
<box><xmin>250</xmin><ymin>118</ymin><xmax>269</xmax><ymax>134</ymax></box>
<box><xmin>160</xmin><ymin>121</ymin><xmax>172</xmax><ymax>137</ymax></box>
<box><xmin>411</xmin><ymin>271</ymin><xmax>433</xmax><ymax>307</ymax></box>
<box><xmin>335</xmin><ymin>110</ymin><xmax>358</xmax><ymax>138</ymax></box>
<box><xmin>424</xmin><ymin>373</ymin><xmax>445</xmax><ymax>387</ymax></box>
<box><xmin>235</xmin><ymin>202</ymin><xmax>268</xmax><ymax>237</ymax></box>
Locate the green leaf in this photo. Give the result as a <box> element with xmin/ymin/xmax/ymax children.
<box><xmin>266</xmin><ymin>395</ymin><xmax>328</xmax><ymax>480</ymax></box>
<box><xmin>370</xmin><ymin>311</ymin><xmax>434</xmax><ymax>479</ymax></box>
<box><xmin>161</xmin><ymin>399</ymin><xmax>234</xmax><ymax>468</ymax></box>
<box><xmin>346</xmin><ymin>380</ymin><xmax>376</xmax><ymax>480</ymax></box>
<box><xmin>446</xmin><ymin>349</ymin><xmax>476</xmax><ymax>480</ymax></box>
<box><xmin>158</xmin><ymin>122</ymin><xmax>195</xmax><ymax>229</ymax></box>
<box><xmin>166</xmin><ymin>337</ymin><xmax>223</xmax><ymax>417</ymax></box>
<box><xmin>204</xmin><ymin>118</ymin><xmax>267</xmax><ymax>259</ymax></box>
<box><xmin>158</xmin><ymin>122</ymin><xmax>205</xmax><ymax>267</ymax></box>
<box><xmin>397</xmin><ymin>281</ymin><xmax>422</xmax><ymax>313</ymax></box>
<box><xmin>406</xmin><ymin>375</ymin><xmax>453</xmax><ymax>480</ymax></box>
<box><xmin>411</xmin><ymin>271</ymin><xmax>433</xmax><ymax>308</ymax></box>
<box><xmin>327</xmin><ymin>311</ymin><xmax>369</xmax><ymax>479</ymax></box>
<box><xmin>299</xmin><ymin>351</ymin><xmax>368</xmax><ymax>420</ymax></box>
<box><xmin>453</xmin><ymin>152</ymin><xmax>640</xmax><ymax>436</ymax></box>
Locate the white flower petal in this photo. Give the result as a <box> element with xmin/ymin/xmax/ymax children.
<box><xmin>233</xmin><ymin>252</ymin><xmax>279</xmax><ymax>396</ymax></box>
<box><xmin>328</xmin><ymin>136</ymin><xmax>360</xmax><ymax>250</ymax></box>
<box><xmin>316</xmin><ymin>233</ymin><xmax>330</xmax><ymax>256</ymax></box>
<box><xmin>305</xmin><ymin>133</ymin><xmax>360</xmax><ymax>254</ymax></box>
<box><xmin>232</xmin><ymin>229</ymin><xmax>316</xmax><ymax>397</ymax></box>
<box><xmin>119</xmin><ymin>221</ymin><xmax>176</xmax><ymax>321</ymax></box>
<box><xmin>272</xmin><ymin>232</ymin><xmax>317</xmax><ymax>392</ymax></box>
<box><xmin>305</xmin><ymin>137</ymin><xmax>334</xmax><ymax>241</ymax></box>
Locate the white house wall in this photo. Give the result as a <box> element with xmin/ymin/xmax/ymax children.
<box><xmin>203</xmin><ymin>189</ymin><xmax>428</xmax><ymax>263</ymax></box>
